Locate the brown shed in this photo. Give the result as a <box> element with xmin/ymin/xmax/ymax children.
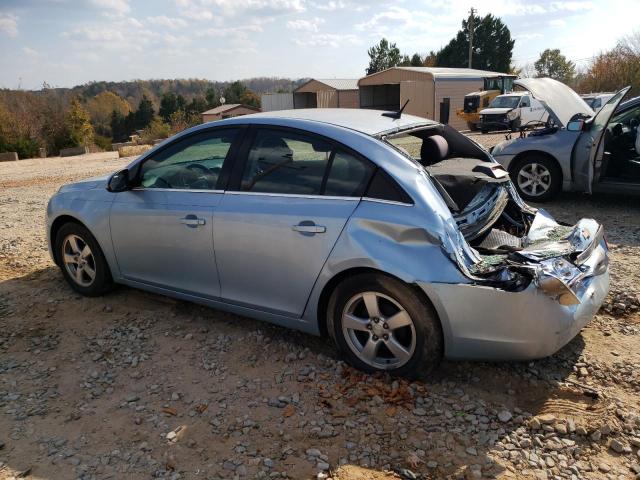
<box><xmin>201</xmin><ymin>104</ymin><xmax>261</xmax><ymax>123</ymax></box>
<box><xmin>358</xmin><ymin>67</ymin><xmax>514</xmax><ymax>130</ymax></box>
<box><xmin>293</xmin><ymin>79</ymin><xmax>359</xmax><ymax>109</ymax></box>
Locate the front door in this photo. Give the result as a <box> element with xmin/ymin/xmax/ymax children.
<box><xmin>214</xmin><ymin>127</ymin><xmax>375</xmax><ymax>317</ymax></box>
<box><xmin>110</xmin><ymin>127</ymin><xmax>242</xmax><ymax>298</ymax></box>
<box><xmin>573</xmin><ymin>87</ymin><xmax>630</xmax><ymax>192</ymax></box>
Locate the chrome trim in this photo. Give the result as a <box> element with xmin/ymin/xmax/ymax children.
<box><xmin>361</xmin><ymin>197</ymin><xmax>414</xmax><ymax>207</ymax></box>
<box><xmin>224</xmin><ymin>190</ymin><xmax>360</xmax><ymax>201</ymax></box>
<box><xmin>131</xmin><ymin>187</ymin><xmax>225</xmax><ymax>194</ymax></box>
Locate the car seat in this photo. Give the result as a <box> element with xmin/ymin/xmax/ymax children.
<box><xmin>420</xmin><ymin>135</ymin><xmax>449</xmax><ymax>166</ymax></box>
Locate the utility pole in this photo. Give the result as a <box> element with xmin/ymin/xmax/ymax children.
<box><xmin>468</xmin><ymin>7</ymin><xmax>476</xmax><ymax>69</ymax></box>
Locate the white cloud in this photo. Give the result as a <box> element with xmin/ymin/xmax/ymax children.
<box><xmin>549</xmin><ymin>18</ymin><xmax>566</xmax><ymax>27</ymax></box>
<box><xmin>199</xmin><ymin>24</ymin><xmax>264</xmax><ymax>38</ymax></box>
<box><xmin>311</xmin><ymin>0</ymin><xmax>346</xmax><ymax>10</ymax></box>
<box><xmin>0</xmin><ymin>13</ymin><xmax>18</xmax><ymax>37</ymax></box>
<box><xmin>286</xmin><ymin>17</ymin><xmax>324</xmax><ymax>32</ymax></box>
<box><xmin>294</xmin><ymin>33</ymin><xmax>358</xmax><ymax>48</ymax></box>
<box><xmin>147</xmin><ymin>15</ymin><xmax>188</xmax><ymax>30</ymax></box>
<box><xmin>22</xmin><ymin>46</ymin><xmax>38</xmax><ymax>57</ymax></box>
<box><xmin>175</xmin><ymin>0</ymin><xmax>305</xmax><ymax>20</ymax></box>
<box><xmin>89</xmin><ymin>0</ymin><xmax>131</xmax><ymax>17</ymax></box>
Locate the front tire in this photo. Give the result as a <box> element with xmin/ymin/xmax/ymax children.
<box><xmin>510</xmin><ymin>154</ymin><xmax>562</xmax><ymax>202</ymax></box>
<box><xmin>55</xmin><ymin>222</ymin><xmax>113</xmax><ymax>296</ymax></box>
<box><xmin>327</xmin><ymin>273</ymin><xmax>442</xmax><ymax>378</ymax></box>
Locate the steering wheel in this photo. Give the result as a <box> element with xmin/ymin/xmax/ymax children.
<box><xmin>186</xmin><ymin>163</ymin><xmax>215</xmax><ymax>175</ymax></box>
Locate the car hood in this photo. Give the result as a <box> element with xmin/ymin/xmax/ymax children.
<box><xmin>479</xmin><ymin>107</ymin><xmax>513</xmax><ymax>115</ymax></box>
<box><xmin>58</xmin><ymin>173</ymin><xmax>111</xmax><ymax>193</ymax></box>
<box><xmin>514</xmin><ymin>78</ymin><xmax>594</xmax><ymax>128</ymax></box>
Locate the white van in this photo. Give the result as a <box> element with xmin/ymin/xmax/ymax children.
<box><xmin>479</xmin><ymin>92</ymin><xmax>548</xmax><ymax>133</ymax></box>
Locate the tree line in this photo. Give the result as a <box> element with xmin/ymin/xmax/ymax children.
<box><xmin>0</xmin><ymin>79</ymin><xmax>273</xmax><ymax>158</ymax></box>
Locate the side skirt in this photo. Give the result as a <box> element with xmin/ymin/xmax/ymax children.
<box><xmin>117</xmin><ymin>278</ymin><xmax>320</xmax><ymax>336</ymax></box>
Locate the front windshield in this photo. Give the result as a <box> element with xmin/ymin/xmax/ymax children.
<box><xmin>590</xmin><ymin>89</ymin><xmax>628</xmax><ymax>133</ymax></box>
<box><xmin>488</xmin><ymin>96</ymin><xmax>520</xmax><ymax>109</ymax></box>
<box><xmin>583</xmin><ymin>98</ymin><xmax>596</xmax><ymax>108</ymax></box>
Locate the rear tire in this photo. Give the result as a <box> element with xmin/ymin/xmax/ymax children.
<box><xmin>327</xmin><ymin>273</ymin><xmax>442</xmax><ymax>378</ymax></box>
<box><xmin>54</xmin><ymin>222</ymin><xmax>113</xmax><ymax>296</ymax></box>
<box><xmin>510</xmin><ymin>154</ymin><xmax>561</xmax><ymax>202</ymax></box>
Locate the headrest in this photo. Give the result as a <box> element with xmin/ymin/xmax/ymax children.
<box><xmin>420</xmin><ymin>135</ymin><xmax>449</xmax><ymax>165</ymax></box>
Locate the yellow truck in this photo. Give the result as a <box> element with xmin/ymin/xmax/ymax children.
<box><xmin>457</xmin><ymin>76</ymin><xmax>517</xmax><ymax>131</ymax></box>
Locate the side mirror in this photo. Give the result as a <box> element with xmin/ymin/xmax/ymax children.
<box><xmin>107</xmin><ymin>169</ymin><xmax>132</xmax><ymax>192</ymax></box>
<box><xmin>567</xmin><ymin>120</ymin><xmax>585</xmax><ymax>132</ymax></box>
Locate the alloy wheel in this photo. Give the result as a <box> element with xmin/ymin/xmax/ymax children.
<box><xmin>517</xmin><ymin>162</ymin><xmax>552</xmax><ymax>197</ymax></box>
<box><xmin>62</xmin><ymin>234</ymin><xmax>96</xmax><ymax>287</ymax></box>
<box><xmin>341</xmin><ymin>291</ymin><xmax>416</xmax><ymax>370</ymax></box>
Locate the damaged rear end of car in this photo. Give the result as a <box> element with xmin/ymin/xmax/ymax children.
<box><xmin>381</xmin><ymin>124</ymin><xmax>610</xmax><ymax>360</ymax></box>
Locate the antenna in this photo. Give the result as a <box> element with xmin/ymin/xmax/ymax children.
<box><xmin>382</xmin><ymin>99</ymin><xmax>410</xmax><ymax>119</ymax></box>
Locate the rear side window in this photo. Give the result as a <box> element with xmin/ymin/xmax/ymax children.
<box><xmin>365</xmin><ymin>169</ymin><xmax>413</xmax><ymax>204</ymax></box>
<box><xmin>239</xmin><ymin>128</ymin><xmax>374</xmax><ymax>197</ymax></box>
<box><xmin>324</xmin><ymin>151</ymin><xmax>374</xmax><ymax>197</ymax></box>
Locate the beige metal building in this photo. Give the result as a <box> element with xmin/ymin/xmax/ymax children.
<box><xmin>358</xmin><ymin>67</ymin><xmax>514</xmax><ymax>130</ymax></box>
<box><xmin>293</xmin><ymin>79</ymin><xmax>359</xmax><ymax>109</ymax></box>
<box><xmin>201</xmin><ymin>104</ymin><xmax>260</xmax><ymax>123</ymax></box>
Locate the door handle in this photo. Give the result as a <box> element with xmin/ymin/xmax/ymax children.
<box><xmin>181</xmin><ymin>215</ymin><xmax>206</xmax><ymax>227</ymax></box>
<box><xmin>292</xmin><ymin>222</ymin><xmax>326</xmax><ymax>234</ymax></box>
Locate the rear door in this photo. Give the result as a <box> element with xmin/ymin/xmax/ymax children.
<box><xmin>213</xmin><ymin>126</ymin><xmax>374</xmax><ymax>317</ymax></box>
<box><xmin>573</xmin><ymin>87</ymin><xmax>630</xmax><ymax>192</ymax></box>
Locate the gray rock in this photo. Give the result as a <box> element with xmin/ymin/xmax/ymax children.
<box><xmin>609</xmin><ymin>438</ymin><xmax>626</xmax><ymax>453</ymax></box>
<box><xmin>497</xmin><ymin>410</ymin><xmax>512</xmax><ymax>423</ymax></box>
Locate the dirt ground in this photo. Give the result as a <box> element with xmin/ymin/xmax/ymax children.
<box><xmin>1</xmin><ymin>149</ymin><xmax>640</xmax><ymax>480</ymax></box>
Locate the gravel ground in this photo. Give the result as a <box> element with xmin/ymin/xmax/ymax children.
<box><xmin>1</xmin><ymin>148</ymin><xmax>640</xmax><ymax>480</ymax></box>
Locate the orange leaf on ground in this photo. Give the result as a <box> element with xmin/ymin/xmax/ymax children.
<box><xmin>162</xmin><ymin>407</ymin><xmax>177</xmax><ymax>416</ymax></box>
<box><xmin>283</xmin><ymin>404</ymin><xmax>296</xmax><ymax>417</ymax></box>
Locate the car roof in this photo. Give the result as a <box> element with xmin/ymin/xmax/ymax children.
<box><xmin>230</xmin><ymin>108</ymin><xmax>437</xmax><ymax>137</ymax></box>
<box><xmin>618</xmin><ymin>95</ymin><xmax>640</xmax><ymax>111</ymax></box>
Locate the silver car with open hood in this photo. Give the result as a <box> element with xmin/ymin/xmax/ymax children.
<box><xmin>46</xmin><ymin>108</ymin><xmax>609</xmax><ymax>377</ymax></box>
<box><xmin>492</xmin><ymin>77</ymin><xmax>634</xmax><ymax>201</ymax></box>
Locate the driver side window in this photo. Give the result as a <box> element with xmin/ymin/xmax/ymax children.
<box><xmin>139</xmin><ymin>128</ymin><xmax>239</xmax><ymax>190</ymax></box>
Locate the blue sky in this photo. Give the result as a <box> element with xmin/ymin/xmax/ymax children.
<box><xmin>0</xmin><ymin>0</ymin><xmax>638</xmax><ymax>89</ymax></box>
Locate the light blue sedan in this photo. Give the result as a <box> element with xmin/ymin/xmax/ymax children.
<box><xmin>47</xmin><ymin>109</ymin><xmax>610</xmax><ymax>376</ymax></box>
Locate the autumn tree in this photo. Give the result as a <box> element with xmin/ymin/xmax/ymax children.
<box><xmin>85</xmin><ymin>91</ymin><xmax>130</xmax><ymax>137</ymax></box>
<box><xmin>366</xmin><ymin>38</ymin><xmax>402</xmax><ymax>75</ymax></box>
<box><xmin>534</xmin><ymin>49</ymin><xmax>576</xmax><ymax>83</ymax></box>
<box><xmin>436</xmin><ymin>14</ymin><xmax>514</xmax><ymax>72</ymax></box>
<box><xmin>65</xmin><ymin>97</ymin><xmax>94</xmax><ymax>147</ymax></box>
<box><xmin>222</xmin><ymin>81</ymin><xmax>260</xmax><ymax>108</ymax></box>
<box><xmin>578</xmin><ymin>31</ymin><xmax>640</xmax><ymax>95</ymax></box>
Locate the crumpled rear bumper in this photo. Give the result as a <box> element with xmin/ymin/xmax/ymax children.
<box><xmin>419</xmin><ymin>242</ymin><xmax>610</xmax><ymax>361</ymax></box>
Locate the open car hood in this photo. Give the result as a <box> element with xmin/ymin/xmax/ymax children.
<box><xmin>514</xmin><ymin>78</ymin><xmax>594</xmax><ymax>127</ymax></box>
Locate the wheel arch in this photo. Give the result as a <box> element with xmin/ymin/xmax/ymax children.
<box><xmin>315</xmin><ymin>267</ymin><xmax>444</xmax><ymax>346</ymax></box>
<box><xmin>509</xmin><ymin>150</ymin><xmax>563</xmax><ymax>185</ymax></box>
<box><xmin>50</xmin><ymin>215</ymin><xmax>105</xmax><ymax>268</ymax></box>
